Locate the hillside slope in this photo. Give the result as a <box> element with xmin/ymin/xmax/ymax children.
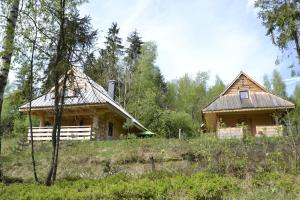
<box><xmin>1</xmin><ymin>136</ymin><xmax>300</xmax><ymax>199</ymax></box>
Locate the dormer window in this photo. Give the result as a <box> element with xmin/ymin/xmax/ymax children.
<box><xmin>239</xmin><ymin>91</ymin><xmax>249</xmax><ymax>99</ymax></box>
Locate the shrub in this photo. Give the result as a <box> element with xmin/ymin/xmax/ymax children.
<box><xmin>188</xmin><ymin>172</ymin><xmax>238</xmax><ymax>200</ymax></box>
<box><xmin>158</xmin><ymin>110</ymin><xmax>197</xmax><ymax>138</ymax></box>
<box><xmin>252</xmin><ymin>172</ymin><xmax>296</xmax><ymax>193</ymax></box>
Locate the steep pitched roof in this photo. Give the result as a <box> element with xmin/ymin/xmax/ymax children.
<box><xmin>202</xmin><ymin>71</ymin><xmax>295</xmax><ymax>113</ymax></box>
<box><xmin>19</xmin><ymin>67</ymin><xmax>147</xmax><ymax>131</ymax></box>
<box><xmin>221</xmin><ymin>71</ymin><xmax>267</xmax><ymax>95</ymax></box>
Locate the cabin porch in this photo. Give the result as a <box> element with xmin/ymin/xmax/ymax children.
<box><xmin>204</xmin><ymin>109</ymin><xmax>285</xmax><ymax>138</ymax></box>
<box><xmin>28</xmin><ymin>105</ymin><xmax>133</xmax><ymax>141</ymax></box>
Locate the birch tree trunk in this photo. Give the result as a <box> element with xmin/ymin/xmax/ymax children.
<box><xmin>0</xmin><ymin>0</ymin><xmax>20</xmax><ymax>180</ymax></box>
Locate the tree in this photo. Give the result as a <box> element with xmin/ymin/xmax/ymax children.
<box><xmin>255</xmin><ymin>0</ymin><xmax>300</xmax><ymax>71</ymax></box>
<box><xmin>263</xmin><ymin>74</ymin><xmax>272</xmax><ymax>91</ymax></box>
<box><xmin>123</xmin><ymin>31</ymin><xmax>143</xmax><ymax>107</ymax></box>
<box><xmin>85</xmin><ymin>23</ymin><xmax>124</xmax><ymax>103</ymax></box>
<box><xmin>272</xmin><ymin>70</ymin><xmax>287</xmax><ymax>98</ymax></box>
<box><xmin>125</xmin><ymin>30</ymin><xmax>143</xmax><ymax>70</ymax></box>
<box><xmin>127</xmin><ymin>42</ymin><xmax>167</xmax><ymax>132</ymax></box>
<box><xmin>173</xmin><ymin>72</ymin><xmax>209</xmax><ymax>125</ymax></box>
<box><xmin>45</xmin><ymin>9</ymin><xmax>96</xmax><ymax>185</ymax></box>
<box><xmin>206</xmin><ymin>75</ymin><xmax>225</xmax><ymax>103</ymax></box>
<box><xmin>287</xmin><ymin>84</ymin><xmax>300</xmax><ymax>134</ymax></box>
<box><xmin>13</xmin><ymin>0</ymin><xmax>97</xmax><ymax>185</ymax></box>
<box><xmin>93</xmin><ymin>23</ymin><xmax>123</xmax><ymax>87</ymax></box>
<box><xmin>0</xmin><ymin>0</ymin><xmax>20</xmax><ymax>181</ymax></box>
<box><xmin>262</xmin><ymin>70</ymin><xmax>287</xmax><ymax>98</ymax></box>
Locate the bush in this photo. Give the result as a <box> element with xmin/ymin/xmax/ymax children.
<box><xmin>252</xmin><ymin>172</ymin><xmax>296</xmax><ymax>193</ymax></box>
<box><xmin>158</xmin><ymin>110</ymin><xmax>197</xmax><ymax>138</ymax></box>
<box><xmin>0</xmin><ymin>172</ymin><xmax>239</xmax><ymax>200</ymax></box>
<box><xmin>188</xmin><ymin>173</ymin><xmax>238</xmax><ymax>200</ymax></box>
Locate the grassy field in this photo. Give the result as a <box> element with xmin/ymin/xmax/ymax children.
<box><xmin>1</xmin><ymin>135</ymin><xmax>300</xmax><ymax>199</ymax></box>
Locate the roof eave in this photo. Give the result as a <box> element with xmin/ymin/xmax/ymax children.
<box><xmin>202</xmin><ymin>106</ymin><xmax>295</xmax><ymax>113</ymax></box>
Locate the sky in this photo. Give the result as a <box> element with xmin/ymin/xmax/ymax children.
<box><xmin>6</xmin><ymin>0</ymin><xmax>299</xmax><ymax>94</ymax></box>
<box><xmin>79</xmin><ymin>0</ymin><xmax>300</xmax><ymax>95</ymax></box>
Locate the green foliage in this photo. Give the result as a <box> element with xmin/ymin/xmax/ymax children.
<box><xmin>255</xmin><ymin>0</ymin><xmax>300</xmax><ymax>64</ymax></box>
<box><xmin>127</xmin><ymin>42</ymin><xmax>168</xmax><ymax>132</ymax></box>
<box><xmin>263</xmin><ymin>74</ymin><xmax>272</xmax><ymax>92</ymax></box>
<box><xmin>158</xmin><ymin>110</ymin><xmax>197</xmax><ymax>138</ymax></box>
<box><xmin>262</xmin><ymin>70</ymin><xmax>287</xmax><ymax>98</ymax></box>
<box><xmin>172</xmin><ymin>72</ymin><xmax>209</xmax><ymax>123</ymax></box>
<box><xmin>1</xmin><ymin>137</ymin><xmax>300</xmax><ymax>198</ymax></box>
<box><xmin>272</xmin><ymin>70</ymin><xmax>287</xmax><ymax>98</ymax></box>
<box><xmin>0</xmin><ymin>172</ymin><xmax>238</xmax><ymax>200</ymax></box>
<box><xmin>85</xmin><ymin>22</ymin><xmax>123</xmax><ymax>90</ymax></box>
<box><xmin>1</xmin><ymin>89</ymin><xmax>39</xmax><ymax>136</ymax></box>
<box><xmin>1</xmin><ymin>90</ymin><xmax>25</xmax><ymax>135</ymax></box>
<box><xmin>288</xmin><ymin>84</ymin><xmax>300</xmax><ymax>122</ymax></box>
<box><xmin>125</xmin><ymin>30</ymin><xmax>143</xmax><ymax>69</ymax></box>
<box><xmin>165</xmin><ymin>73</ymin><xmax>225</xmax><ymax>133</ymax></box>
<box><xmin>206</xmin><ymin>75</ymin><xmax>225</xmax><ymax>103</ymax></box>
<box><xmin>252</xmin><ymin>172</ymin><xmax>297</xmax><ymax>193</ymax></box>
<box><xmin>188</xmin><ymin>173</ymin><xmax>238</xmax><ymax>200</ymax></box>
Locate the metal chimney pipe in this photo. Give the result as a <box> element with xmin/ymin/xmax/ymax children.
<box><xmin>108</xmin><ymin>80</ymin><xmax>116</xmax><ymax>100</ymax></box>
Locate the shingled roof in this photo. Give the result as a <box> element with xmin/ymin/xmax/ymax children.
<box><xmin>202</xmin><ymin>71</ymin><xmax>295</xmax><ymax>113</ymax></box>
<box><xmin>19</xmin><ymin>67</ymin><xmax>147</xmax><ymax>131</ymax></box>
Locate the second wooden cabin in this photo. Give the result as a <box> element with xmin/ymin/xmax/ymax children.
<box><xmin>202</xmin><ymin>71</ymin><xmax>295</xmax><ymax>138</ymax></box>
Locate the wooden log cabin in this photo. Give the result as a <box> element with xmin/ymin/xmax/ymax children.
<box><xmin>19</xmin><ymin>67</ymin><xmax>147</xmax><ymax>141</ymax></box>
<box><xmin>202</xmin><ymin>71</ymin><xmax>295</xmax><ymax>138</ymax></box>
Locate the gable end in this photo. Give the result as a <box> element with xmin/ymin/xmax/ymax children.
<box><xmin>222</xmin><ymin>72</ymin><xmax>267</xmax><ymax>96</ymax></box>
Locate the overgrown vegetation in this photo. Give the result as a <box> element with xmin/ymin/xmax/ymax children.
<box><xmin>0</xmin><ymin>172</ymin><xmax>240</xmax><ymax>199</ymax></box>
<box><xmin>1</xmin><ymin>136</ymin><xmax>300</xmax><ymax>199</ymax></box>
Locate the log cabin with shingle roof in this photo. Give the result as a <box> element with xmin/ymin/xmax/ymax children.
<box><xmin>19</xmin><ymin>67</ymin><xmax>147</xmax><ymax>141</ymax></box>
<box><xmin>202</xmin><ymin>71</ymin><xmax>295</xmax><ymax>138</ymax></box>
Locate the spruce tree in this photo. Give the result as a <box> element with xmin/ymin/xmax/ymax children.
<box><xmin>123</xmin><ymin>30</ymin><xmax>143</xmax><ymax>107</ymax></box>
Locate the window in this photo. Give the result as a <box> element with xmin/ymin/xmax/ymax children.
<box><xmin>239</xmin><ymin>91</ymin><xmax>249</xmax><ymax>99</ymax></box>
<box><xmin>108</xmin><ymin>122</ymin><xmax>113</xmax><ymax>137</ymax></box>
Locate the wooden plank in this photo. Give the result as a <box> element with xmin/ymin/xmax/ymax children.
<box><xmin>217</xmin><ymin>127</ymin><xmax>243</xmax><ymax>139</ymax></box>
<box><xmin>30</xmin><ymin>126</ymin><xmax>91</xmax><ymax>129</ymax></box>
<box><xmin>256</xmin><ymin>125</ymin><xmax>283</xmax><ymax>137</ymax></box>
<box><xmin>27</xmin><ymin>126</ymin><xmax>93</xmax><ymax>141</ymax></box>
<box><xmin>29</xmin><ymin>128</ymin><xmax>92</xmax><ymax>132</ymax></box>
<box><xmin>28</xmin><ymin>132</ymin><xmax>91</xmax><ymax>137</ymax></box>
<box><xmin>28</xmin><ymin>137</ymin><xmax>91</xmax><ymax>141</ymax></box>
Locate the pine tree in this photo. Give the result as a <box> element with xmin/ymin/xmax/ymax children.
<box><xmin>85</xmin><ymin>23</ymin><xmax>124</xmax><ymax>103</ymax></box>
<box><xmin>125</xmin><ymin>30</ymin><xmax>143</xmax><ymax>70</ymax></box>
<box><xmin>122</xmin><ymin>31</ymin><xmax>143</xmax><ymax>107</ymax></box>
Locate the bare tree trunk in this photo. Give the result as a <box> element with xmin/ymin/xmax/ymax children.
<box><xmin>0</xmin><ymin>0</ymin><xmax>20</xmax><ymax>180</ymax></box>
<box><xmin>45</xmin><ymin>0</ymin><xmax>66</xmax><ymax>186</ymax></box>
<box><xmin>28</xmin><ymin>25</ymin><xmax>39</xmax><ymax>182</ymax></box>
<box><xmin>45</xmin><ymin>80</ymin><xmax>60</xmax><ymax>185</ymax></box>
<box><xmin>52</xmin><ymin>75</ymin><xmax>68</xmax><ymax>182</ymax></box>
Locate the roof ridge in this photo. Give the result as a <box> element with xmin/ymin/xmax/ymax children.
<box><xmin>221</xmin><ymin>71</ymin><xmax>267</xmax><ymax>96</ymax></box>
